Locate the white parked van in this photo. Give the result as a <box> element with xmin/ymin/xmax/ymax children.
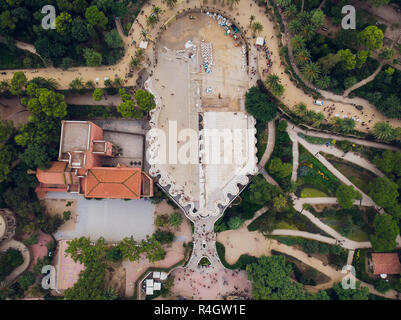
<box><xmin>313</xmin><ymin>100</ymin><xmax>324</xmax><ymax>106</ymax></box>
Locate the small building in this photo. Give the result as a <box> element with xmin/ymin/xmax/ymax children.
<box><xmin>34</xmin><ymin>121</ymin><xmax>153</xmax><ymax>200</ymax></box>
<box><xmin>371</xmin><ymin>253</ymin><xmax>401</xmax><ymax>277</ymax></box>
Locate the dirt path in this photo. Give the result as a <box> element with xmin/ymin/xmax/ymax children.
<box><xmin>217</xmin><ymin>228</ymin><xmax>400</xmax><ymax>299</ymax></box>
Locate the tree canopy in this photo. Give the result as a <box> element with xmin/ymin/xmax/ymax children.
<box><xmin>245</xmin><ymin>86</ymin><xmax>277</xmax><ymax>122</ymax></box>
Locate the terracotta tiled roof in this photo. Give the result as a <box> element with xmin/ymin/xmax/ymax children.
<box><xmin>36</xmin><ymin>161</ymin><xmax>67</xmax><ymax>185</ymax></box>
<box><xmin>84</xmin><ymin>167</ymin><xmax>142</xmax><ymax>199</ymax></box>
<box><xmin>372</xmin><ymin>253</ymin><xmax>401</xmax><ymax>275</ymax></box>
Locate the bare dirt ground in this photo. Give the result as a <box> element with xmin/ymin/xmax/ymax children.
<box><xmin>123</xmin><ymin>200</ymin><xmax>192</xmax><ymax>298</ymax></box>
<box><xmin>106</xmin><ymin>263</ymin><xmax>126</xmax><ymax>297</ymax></box>
<box><xmin>40</xmin><ymin>199</ymin><xmax>78</xmax><ymax>232</ymax></box>
<box><xmin>169</xmin><ymin>267</ymin><xmax>252</xmax><ymax>300</ymax></box>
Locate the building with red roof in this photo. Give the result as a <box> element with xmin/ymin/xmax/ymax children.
<box><xmin>34</xmin><ymin>121</ymin><xmax>153</xmax><ymax>200</ymax></box>
<box><xmin>371</xmin><ymin>253</ymin><xmax>401</xmax><ymax>276</ymax></box>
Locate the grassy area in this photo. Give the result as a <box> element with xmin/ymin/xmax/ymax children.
<box><xmin>216</xmin><ymin>242</ymin><xmax>258</xmax><ymax>270</ymax></box>
<box><xmin>297</xmin><ymin>133</ymin><xmax>332</xmax><ymax>145</ymax></box>
<box><xmin>271</xmin><ymin>236</ymin><xmax>348</xmax><ymax>268</ymax></box>
<box><xmin>0</xmin><ymin>43</ymin><xmax>43</xmax><ymax>70</ymax></box>
<box><xmin>300</xmin><ymin>187</ymin><xmax>328</xmax><ymax>198</ymax></box>
<box><xmin>296</xmin><ymin>145</ymin><xmax>341</xmax><ymax>196</ymax></box>
<box><xmin>248</xmin><ymin>210</ymin><xmax>330</xmax><ymax>236</ymax></box>
<box><xmin>311</xmin><ymin>206</ymin><xmax>375</xmax><ymax>242</ymax></box>
<box><xmin>323</xmin><ymin>154</ymin><xmax>377</xmax><ymax>195</ymax></box>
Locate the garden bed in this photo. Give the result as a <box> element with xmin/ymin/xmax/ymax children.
<box><xmin>296</xmin><ymin>145</ymin><xmax>341</xmax><ymax>196</ymax></box>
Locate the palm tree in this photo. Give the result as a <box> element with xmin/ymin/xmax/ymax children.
<box><xmin>69</xmin><ymin>77</ymin><xmax>83</xmax><ymax>90</ymax></box>
<box><xmin>276</xmin><ymin>0</ymin><xmax>292</xmax><ymax>7</ymax></box>
<box><xmin>162</xmin><ymin>0</ymin><xmax>177</xmax><ymax>8</ymax></box>
<box><xmin>249</xmin><ymin>15</ymin><xmax>255</xmax><ymax>27</ymax></box>
<box><xmin>251</xmin><ymin>22</ymin><xmax>263</xmax><ymax>35</ymax></box>
<box><xmin>153</xmin><ymin>6</ymin><xmax>162</xmax><ymax>16</ymax></box>
<box><xmin>85</xmin><ymin>80</ymin><xmax>95</xmax><ymax>89</ymax></box>
<box><xmin>294</xmin><ymin>48</ymin><xmax>311</xmax><ymax>65</ymax></box>
<box><xmin>290</xmin><ymin>35</ymin><xmax>305</xmax><ymax>53</ymax></box>
<box><xmin>227</xmin><ymin>0</ymin><xmax>240</xmax><ymax>8</ymax></box>
<box><xmin>288</xmin><ymin>20</ymin><xmax>302</xmax><ymax>34</ymax></box>
<box><xmin>315</xmin><ymin>75</ymin><xmax>331</xmax><ymax>89</ymax></box>
<box><xmin>341</xmin><ymin>118</ymin><xmax>356</xmax><ymax>133</ymax></box>
<box><xmin>373</xmin><ymin>122</ymin><xmax>396</xmax><ymax>141</ymax></box>
<box><xmin>147</xmin><ymin>14</ymin><xmax>159</xmax><ymax>27</ymax></box>
<box><xmin>294</xmin><ymin>103</ymin><xmax>307</xmax><ymax>117</ymax></box>
<box><xmin>301</xmin><ymin>62</ymin><xmax>321</xmax><ymax>82</ymax></box>
<box><xmin>113</xmin><ymin>77</ymin><xmax>124</xmax><ymax>88</ymax></box>
<box><xmin>301</xmin><ymin>24</ymin><xmax>316</xmax><ymax>41</ymax></box>
<box><xmin>266</xmin><ymin>74</ymin><xmax>285</xmax><ymax>97</ymax></box>
<box><xmin>284</xmin><ymin>4</ymin><xmax>297</xmax><ymax>19</ymax></box>
<box><xmin>140</xmin><ymin>30</ymin><xmax>148</xmax><ymax>41</ymax></box>
<box><xmin>311</xmin><ymin>112</ymin><xmax>325</xmax><ymax>128</ymax></box>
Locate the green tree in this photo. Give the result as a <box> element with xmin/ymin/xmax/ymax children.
<box><xmin>85</xmin><ymin>5</ymin><xmax>108</xmax><ymax>28</ymax></box>
<box><xmin>21</xmin><ymin>143</ymin><xmax>56</xmax><ymax>169</ymax></box>
<box><xmin>134</xmin><ymin>89</ymin><xmax>156</xmax><ymax>112</ymax></box>
<box><xmin>248</xmin><ymin>175</ymin><xmax>280</xmax><ymax>205</ymax></box>
<box><xmin>294</xmin><ymin>48</ymin><xmax>311</xmax><ymax>65</ymax></box>
<box><xmin>55</xmin><ymin>12</ymin><xmax>72</xmax><ymax>35</ymax></box>
<box><xmin>357</xmin><ymin>26</ymin><xmax>384</xmax><ymax>52</ymax></box>
<box><xmin>368</xmin><ymin>177</ymin><xmax>399</xmax><ymax>210</ymax></box>
<box><xmin>92</xmin><ymin>88</ymin><xmax>104</xmax><ymax>101</ymax></box>
<box><xmin>105</xmin><ymin>29</ymin><xmax>124</xmax><ymax>48</ymax></box>
<box><xmin>10</xmin><ymin>71</ymin><xmax>27</xmax><ymax>96</ymax></box>
<box><xmin>290</xmin><ymin>35</ymin><xmax>305</xmax><ymax>52</ymax></box>
<box><xmin>332</xmin><ymin>282</ymin><xmax>369</xmax><ymax>300</ymax></box>
<box><xmin>276</xmin><ymin>0</ymin><xmax>293</xmax><ymax>7</ymax></box>
<box><xmin>0</xmin><ymin>11</ymin><xmax>16</xmax><ymax>30</ymax></box>
<box><xmin>71</xmin><ymin>17</ymin><xmax>89</xmax><ymax>42</ymax></box>
<box><xmin>227</xmin><ymin>216</ymin><xmax>244</xmax><ymax>229</ymax></box>
<box><xmin>373</xmin><ymin>121</ymin><xmax>396</xmax><ymax>141</ymax></box>
<box><xmin>265</xmin><ymin>74</ymin><xmax>285</xmax><ymax>97</ymax></box>
<box><xmin>272</xmin><ymin>194</ymin><xmax>288</xmax><ymax>211</ymax></box>
<box><xmin>355</xmin><ymin>50</ymin><xmax>369</xmax><ymax>69</ymax></box>
<box><xmin>367</xmin><ymin>0</ymin><xmax>390</xmax><ymax>7</ymax></box>
<box><xmin>246</xmin><ymin>255</ymin><xmax>309</xmax><ymax>300</ymax></box>
<box><xmin>0</xmin><ymin>145</ymin><xmax>15</xmax><ymax>181</ymax></box>
<box><xmin>268</xmin><ymin>158</ymin><xmax>292</xmax><ymax>179</ymax></box>
<box><xmin>311</xmin><ymin>9</ymin><xmax>325</xmax><ymax>27</ymax></box>
<box><xmin>336</xmin><ymin>185</ymin><xmax>362</xmax><ymax>209</ymax></box>
<box><xmin>337</xmin><ymin>49</ymin><xmax>356</xmax><ymax>70</ymax></box>
<box><xmin>169</xmin><ymin>212</ymin><xmax>183</xmax><ymax>227</ymax></box>
<box><xmin>370</xmin><ymin>214</ymin><xmax>399</xmax><ymax>252</ymax></box>
<box><xmin>318</xmin><ymin>53</ymin><xmax>340</xmax><ymax>74</ymax></box>
<box><xmin>251</xmin><ymin>22</ymin><xmax>263</xmax><ymax>35</ymax></box>
<box><xmin>17</xmin><ymin>272</ymin><xmax>35</xmax><ymax>291</ymax></box>
<box><xmin>105</xmin><ymin>247</ymin><xmax>122</xmax><ymax>262</ymax></box>
<box><xmin>83</xmin><ymin>48</ymin><xmax>102</xmax><ymax>66</ymax></box>
<box><xmin>245</xmin><ymin>86</ymin><xmax>277</xmax><ymax>122</ymax></box>
<box><xmin>378</xmin><ymin>48</ymin><xmax>395</xmax><ymax>60</ymax></box>
<box><xmin>301</xmin><ymin>62</ymin><xmax>321</xmax><ymax>82</ymax></box>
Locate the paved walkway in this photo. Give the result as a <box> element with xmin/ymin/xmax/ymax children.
<box><xmin>0</xmin><ymin>240</ymin><xmax>30</xmax><ymax>287</ymax></box>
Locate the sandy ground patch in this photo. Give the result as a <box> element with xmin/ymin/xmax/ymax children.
<box><xmin>123</xmin><ymin>242</ymin><xmax>186</xmax><ymax>297</ymax></box>
<box><xmin>41</xmin><ymin>198</ymin><xmax>77</xmax><ymax>232</ymax></box>
<box><xmin>169</xmin><ymin>267</ymin><xmax>252</xmax><ymax>300</ymax></box>
<box><xmin>27</xmin><ymin>231</ymin><xmax>52</xmax><ymax>271</ymax></box>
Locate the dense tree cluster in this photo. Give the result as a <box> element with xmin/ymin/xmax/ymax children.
<box><xmin>117</xmin><ymin>88</ymin><xmax>155</xmax><ymax>118</ymax></box>
<box><xmin>0</xmin><ymin>0</ymin><xmax>127</xmax><ymax>67</ymax></box>
<box><xmin>245</xmin><ymin>86</ymin><xmax>277</xmax><ymax>122</ymax></box>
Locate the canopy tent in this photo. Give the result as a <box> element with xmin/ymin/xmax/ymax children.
<box><xmin>139</xmin><ymin>41</ymin><xmax>148</xmax><ymax>49</ymax></box>
<box><xmin>256</xmin><ymin>37</ymin><xmax>264</xmax><ymax>46</ymax></box>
